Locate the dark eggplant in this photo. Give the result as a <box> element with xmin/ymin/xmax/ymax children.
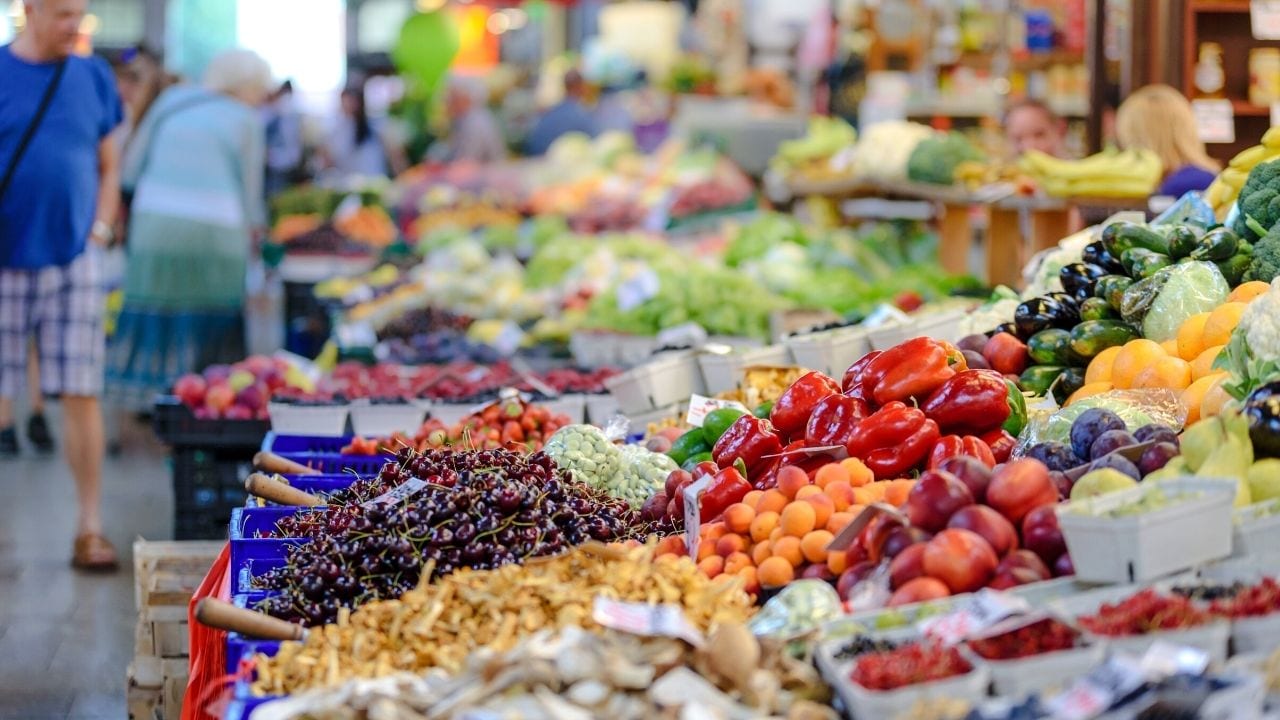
<box><xmin>1059</xmin><ymin>262</ymin><xmax>1109</xmax><ymax>296</ymax></box>
<box><xmin>1043</xmin><ymin>292</ymin><xmax>1083</xmax><ymax>328</ymax></box>
<box><xmin>1051</xmin><ymin>367</ymin><xmax>1087</xmax><ymax>406</ymax></box>
<box><xmin>1244</xmin><ymin>382</ymin><xmax>1280</xmax><ymax>459</ymax></box>
<box><xmin>1013</xmin><ymin>297</ymin><xmax>1066</xmax><ymax>340</ymax></box>
<box><xmin>991</xmin><ymin>322</ymin><xmax>1019</xmax><ymax>338</ymax></box>
<box><xmin>1082</xmin><ymin>241</ymin><xmax>1127</xmax><ymax>275</ymax></box>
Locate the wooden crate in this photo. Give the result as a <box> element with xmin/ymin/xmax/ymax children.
<box><xmin>133</xmin><ymin>538</ymin><xmax>222</xmax><ymax>610</ymax></box>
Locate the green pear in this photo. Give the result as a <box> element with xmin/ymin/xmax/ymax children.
<box><xmin>1071</xmin><ymin>468</ymin><xmax>1139</xmax><ymax>500</ymax></box>
<box><xmin>1144</xmin><ymin>456</ymin><xmax>1189</xmax><ymax>484</ymax></box>
<box><xmin>1197</xmin><ymin>432</ymin><xmax>1253</xmax><ymax>484</ymax></box>
<box><xmin>1248</xmin><ymin>459</ymin><xmax>1280</xmax><ymax>503</ymax></box>
<box><xmin>1180</xmin><ymin>417</ymin><xmax>1225</xmax><ymax>473</ymax></box>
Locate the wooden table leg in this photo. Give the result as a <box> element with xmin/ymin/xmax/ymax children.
<box><xmin>1029</xmin><ymin>208</ymin><xmax>1072</xmax><ymax>261</ymax></box>
<box><xmin>986</xmin><ymin>206</ymin><xmax>1023</xmax><ymax>289</ymax></box>
<box><xmin>937</xmin><ymin>203</ymin><xmax>972</xmax><ymax>276</ymax></box>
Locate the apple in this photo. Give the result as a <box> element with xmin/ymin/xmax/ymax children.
<box><xmin>236</xmin><ymin>382</ymin><xmax>269</xmax><ymax>412</ymax></box>
<box><xmin>888</xmin><ymin>577</ymin><xmax>951</xmax><ymax>607</ymax></box>
<box><xmin>227</xmin><ymin>370</ymin><xmax>256</xmax><ymax>393</ymax></box>
<box><xmin>204</xmin><ymin>383</ymin><xmax>235</xmax><ymax>414</ymax></box>
<box><xmin>241</xmin><ymin>355</ymin><xmax>274</xmax><ymax>376</ymax></box>
<box><xmin>947</xmin><ymin>505</ymin><xmax>1018</xmax><ymax>557</ymax></box>
<box><xmin>988</xmin><ymin>549</ymin><xmax>1052</xmax><ymax>589</ymax></box>
<box><xmin>1022</xmin><ymin>505</ymin><xmax>1068</xmax><ymax>566</ymax></box>
<box><xmin>986</xmin><ymin>459</ymin><xmax>1057</xmax><ymax>524</ymax></box>
<box><xmin>861</xmin><ymin>515</ymin><xmax>905</xmax><ymax>563</ymax></box>
<box><xmin>173</xmin><ymin>373</ymin><xmax>207</xmax><ymax>408</ymax></box>
<box><xmin>801</xmin><ymin>563</ymin><xmax>836</xmax><ymax>581</ymax></box>
<box><xmin>260</xmin><ymin>368</ymin><xmax>287</xmax><ymax>392</ymax></box>
<box><xmin>836</xmin><ymin>561</ymin><xmax>879</xmax><ymax>600</ymax></box>
<box><xmin>1054</xmin><ymin>552</ymin><xmax>1075</xmax><ymax>577</ymax></box>
<box><xmin>904</xmin><ymin>470</ymin><xmax>974</xmax><ymax>532</ymax></box>
<box><xmin>889</xmin><ymin>542</ymin><xmax>927</xmax><ymax>589</ymax></box>
<box><xmin>193</xmin><ymin>406</ymin><xmax>215</xmax><ymax>420</ymax></box>
<box><xmin>922</xmin><ymin>528</ymin><xmax>998</xmax><ymax>593</ymax></box>
<box><xmin>224</xmin><ymin>404</ymin><xmax>253</xmax><ymax>420</ymax></box>
<box><xmin>882</xmin><ymin>526</ymin><xmax>932</xmax><ymax>559</ymax></box>
<box><xmin>202</xmin><ymin>364</ymin><xmax>232</xmax><ymax>383</ymax></box>
<box><xmin>937</xmin><ymin>456</ymin><xmax>993</xmax><ymax>502</ymax></box>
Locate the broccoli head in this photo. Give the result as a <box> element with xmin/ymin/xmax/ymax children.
<box><xmin>1233</xmin><ymin>159</ymin><xmax>1280</xmax><ymax>241</ymax></box>
<box><xmin>1245</xmin><ymin>223</ymin><xmax>1280</xmax><ymax>283</ymax></box>
<box><xmin>906</xmin><ymin>133</ymin><xmax>985</xmax><ymax>185</ymax></box>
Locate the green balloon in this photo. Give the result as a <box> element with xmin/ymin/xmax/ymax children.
<box><xmin>392</xmin><ymin>11</ymin><xmax>459</xmax><ymax>94</ymax></box>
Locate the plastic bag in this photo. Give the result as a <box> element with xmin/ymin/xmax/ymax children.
<box><xmin>612</xmin><ymin>444</ymin><xmax>677</xmax><ymax>507</ymax></box>
<box><xmin>1151</xmin><ymin>191</ymin><xmax>1217</xmax><ymax>229</ymax></box>
<box><xmin>747</xmin><ymin>580</ymin><xmax>844</xmax><ymax>639</ymax></box>
<box><xmin>543</xmin><ymin>424</ymin><xmax>623</xmax><ymax>487</ymax></box>
<box><xmin>1018</xmin><ymin>388</ymin><xmax>1187</xmax><ymax>451</ymax></box>
<box><xmin>1120</xmin><ymin>262</ymin><xmax>1229</xmax><ymax>342</ymax></box>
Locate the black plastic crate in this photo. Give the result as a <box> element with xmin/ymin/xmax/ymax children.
<box><xmin>171</xmin><ymin>446</ymin><xmax>255</xmax><ymax>540</ymax></box>
<box><xmin>153</xmin><ymin>396</ymin><xmax>271</xmax><ymax>449</ymax></box>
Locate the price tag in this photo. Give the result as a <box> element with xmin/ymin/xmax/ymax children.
<box><xmin>1139</xmin><ymin>641</ymin><xmax>1209</xmax><ymax>678</ymax></box>
<box><xmin>592</xmin><ymin>596</ymin><xmax>705</xmax><ymax>646</ymax></box>
<box><xmin>491</xmin><ymin>321</ymin><xmax>525</xmax><ymax>356</ymax></box>
<box><xmin>363</xmin><ymin>477</ymin><xmax>427</xmax><ymax>508</ymax></box>
<box><xmin>918</xmin><ymin>589</ymin><xmax>1031</xmax><ymax>645</ymax></box>
<box><xmin>683</xmin><ymin>475</ymin><xmax>713</xmax><ymax>560</ymax></box>
<box><xmin>685</xmin><ymin>394</ymin><xmax>750</xmax><ymax>427</ymax></box>
<box><xmin>1192</xmin><ymin>99</ymin><xmax>1236</xmax><ymax>144</ymax></box>
<box><xmin>616</xmin><ymin>267</ymin><xmax>661</xmax><ymax>311</ymax></box>
<box><xmin>1045</xmin><ymin>655</ymin><xmax>1148</xmax><ymax>720</ymax></box>
<box><xmin>1253</xmin><ymin>0</ymin><xmax>1280</xmax><ymax>39</ymax></box>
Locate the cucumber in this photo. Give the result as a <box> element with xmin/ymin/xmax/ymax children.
<box><xmin>1165</xmin><ymin>226</ymin><xmax>1200</xmax><ymax>259</ymax></box>
<box><xmin>1094</xmin><ymin>275</ymin><xmax>1134</xmax><ymax>312</ymax></box>
<box><xmin>1216</xmin><ymin>254</ymin><xmax>1252</xmax><ymax>286</ymax></box>
<box><xmin>1027</xmin><ymin>328</ymin><xmax>1073</xmax><ymax>365</ymax></box>
<box><xmin>1069</xmin><ymin>320</ymin><xmax>1139</xmax><ymax>360</ymax></box>
<box><xmin>1103</xmin><ymin>221</ymin><xmax>1170</xmax><ymax>256</ymax></box>
<box><xmin>1120</xmin><ymin>247</ymin><xmax>1172</xmax><ymax>278</ymax></box>
<box><xmin>1079</xmin><ymin>297</ymin><xmax>1116</xmax><ymax>321</ymax></box>
<box><xmin>1019</xmin><ymin>365</ymin><xmax>1065</xmax><ymax>396</ymax></box>
<box><xmin>1190</xmin><ymin>227</ymin><xmax>1239</xmax><ymax>262</ymax></box>
<box><xmin>1052</xmin><ymin>367</ymin><xmax>1087</xmax><ymax>406</ymax></box>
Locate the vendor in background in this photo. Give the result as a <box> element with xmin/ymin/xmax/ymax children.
<box><xmin>1005</xmin><ymin>99</ymin><xmax>1067</xmax><ymax>158</ymax></box>
<box><xmin>525</xmin><ymin>69</ymin><xmax>597</xmax><ymax>156</ymax></box>
<box><xmin>432</xmin><ymin>76</ymin><xmax>506</xmax><ymax>164</ymax></box>
<box><xmin>106</xmin><ymin>49</ymin><xmax>271</xmax><ymax>412</ymax></box>
<box><xmin>320</xmin><ymin>85</ymin><xmax>407</xmax><ymax>179</ymax></box>
<box><xmin>1116</xmin><ymin>84</ymin><xmax>1220</xmax><ymax>197</ymax></box>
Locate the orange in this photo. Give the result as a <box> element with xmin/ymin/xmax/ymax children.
<box><xmin>882</xmin><ymin>479</ymin><xmax>917</xmax><ymax>506</ymax></box>
<box><xmin>827</xmin><ymin>510</ymin><xmax>856</xmax><ymax>534</ymax></box>
<box><xmin>749</xmin><ymin>511</ymin><xmax>780</xmax><ymax>543</ymax></box>
<box><xmin>723</xmin><ymin>551</ymin><xmax>753</xmax><ymax>574</ymax></box>
<box><xmin>1191</xmin><ymin>344</ymin><xmax>1225</xmax><ymax>380</ymax></box>
<box><xmin>751</xmin><ymin>540</ymin><xmax>772</xmax><ymax>565</ymax></box>
<box><xmin>1175</xmin><ymin>312</ymin><xmax>1210</xmax><ymax>360</ymax></box>
<box><xmin>1180</xmin><ymin>372</ymin><xmax>1227</xmax><ymax>425</ymax></box>
<box><xmin>723</xmin><ymin>503</ymin><xmax>756</xmax><ymax>534</ymax></box>
<box><xmin>697</xmin><ymin>555</ymin><xmax>724</xmax><ymax>578</ymax></box>
<box><xmin>1160</xmin><ymin>338</ymin><xmax>1180</xmax><ymax>356</ymax></box>
<box><xmin>757</xmin><ymin>556</ymin><xmax>795</xmax><ymax>588</ymax></box>
<box><xmin>839</xmin><ymin>457</ymin><xmax>875</xmax><ymax>486</ymax></box>
<box><xmin>1111</xmin><ymin>340</ymin><xmax>1167</xmax><ymax>389</ymax></box>
<box><xmin>814</xmin><ymin>462</ymin><xmax>850</xmax><ymax>489</ymax></box>
<box><xmin>1228</xmin><ymin>280</ymin><xmax>1270</xmax><ymax>304</ymax></box>
<box><xmin>827</xmin><ymin>548</ymin><xmax>850</xmax><ymax>575</ymax></box>
<box><xmin>771</xmin><ymin>536</ymin><xmax>805</xmax><ymax>567</ymax></box>
<box><xmin>715</xmin><ymin>533</ymin><xmax>748</xmax><ymax>557</ymax></box>
<box><xmin>805</xmin><ymin>493</ymin><xmax>835</xmax><ymax>529</ymax></box>
<box><xmin>737</xmin><ymin>565</ymin><xmax>760</xmax><ymax>595</ymax></box>
<box><xmin>1200</xmin><ymin>375</ymin><xmax>1235</xmax><ymax>419</ymax></box>
<box><xmin>795</xmin><ymin>485</ymin><xmax>824</xmax><ymax>501</ymax></box>
<box><xmin>1131</xmin><ymin>356</ymin><xmax>1193</xmax><ymax>390</ymax></box>
<box><xmin>755</xmin><ymin>489</ymin><xmax>788</xmax><ymax>514</ymax></box>
<box><xmin>776</xmin><ymin>465</ymin><xmax>810</xmax><ymax>500</ymax></box>
<box><xmin>1203</xmin><ymin>302</ymin><xmax>1247</xmax><ymax>348</ymax></box>
<box><xmin>800</xmin><ymin>530</ymin><xmax>836</xmax><ymax>563</ymax></box>
<box><xmin>824</xmin><ymin>481</ymin><xmax>856</xmax><ymax>510</ymax></box>
<box><xmin>780</xmin><ymin>501</ymin><xmax>818</xmax><ymax>537</ymax></box>
<box><xmin>1066</xmin><ymin>381</ymin><xmax>1113</xmax><ymax>406</ymax></box>
<box><xmin>1085</xmin><ymin>345</ymin><xmax>1123</xmax><ymax>385</ymax></box>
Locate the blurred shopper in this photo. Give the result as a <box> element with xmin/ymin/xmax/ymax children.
<box><xmin>1005</xmin><ymin>99</ymin><xmax>1067</xmax><ymax>158</ymax></box>
<box><xmin>114</xmin><ymin>45</ymin><xmax>168</xmax><ymax>152</ymax></box>
<box><xmin>0</xmin><ymin>343</ymin><xmax>53</xmax><ymax>455</ymax></box>
<box><xmin>264</xmin><ymin>79</ymin><xmax>305</xmax><ymax>195</ymax></box>
<box><xmin>106</xmin><ymin>50</ymin><xmax>271</xmax><ymax>416</ymax></box>
<box><xmin>1117</xmin><ymin>84</ymin><xmax>1221</xmax><ymax>197</ymax></box>
<box><xmin>593</xmin><ymin>83</ymin><xmax>634</xmax><ymax>135</ymax></box>
<box><xmin>0</xmin><ymin>0</ymin><xmax>124</xmax><ymax>568</ymax></box>
<box><xmin>434</xmin><ymin>76</ymin><xmax>506</xmax><ymax>164</ymax></box>
<box><xmin>321</xmin><ymin>86</ymin><xmax>406</xmax><ymax>178</ymax></box>
<box><xmin>526</xmin><ymin>69</ymin><xmax>597</xmax><ymax>155</ymax></box>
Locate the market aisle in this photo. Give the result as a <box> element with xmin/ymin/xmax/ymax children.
<box><xmin>0</xmin><ymin>417</ymin><xmax>172</xmax><ymax>720</ymax></box>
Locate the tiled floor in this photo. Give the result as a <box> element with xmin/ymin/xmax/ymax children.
<box><xmin>0</xmin><ymin>415</ymin><xmax>173</xmax><ymax>719</ymax></box>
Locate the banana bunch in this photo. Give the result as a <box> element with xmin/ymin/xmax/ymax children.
<box><xmin>1205</xmin><ymin>127</ymin><xmax>1280</xmax><ymax>217</ymax></box>
<box><xmin>1018</xmin><ymin>149</ymin><xmax>1162</xmax><ymax>198</ymax></box>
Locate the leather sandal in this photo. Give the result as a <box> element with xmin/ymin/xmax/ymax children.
<box><xmin>72</xmin><ymin>533</ymin><xmax>119</xmax><ymax>571</ymax></box>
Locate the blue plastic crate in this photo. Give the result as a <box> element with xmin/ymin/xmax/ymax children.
<box><xmin>223</xmin><ymin>697</ymin><xmax>275</xmax><ymax>720</ymax></box>
<box><xmin>243</xmin><ymin>473</ymin><xmax>362</xmax><ymax>506</ymax></box>
<box><xmin>261</xmin><ymin>432</ymin><xmax>353</xmax><ymax>455</ymax></box>
<box><xmin>232</xmin><ymin>536</ymin><xmax>301</xmax><ymax>595</ymax></box>
<box><xmin>276</xmin><ymin>451</ymin><xmax>389</xmax><ymax>476</ymax></box>
<box><xmin>225</xmin><ymin>592</ymin><xmax>284</xmax><ymax>674</ymax></box>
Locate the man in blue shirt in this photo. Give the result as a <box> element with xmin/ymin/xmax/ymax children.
<box><xmin>0</xmin><ymin>0</ymin><xmax>124</xmax><ymax>569</ymax></box>
<box><xmin>526</xmin><ymin>69</ymin><xmax>598</xmax><ymax>156</ymax></box>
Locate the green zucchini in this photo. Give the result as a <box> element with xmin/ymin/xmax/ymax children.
<box><xmin>1019</xmin><ymin>365</ymin><xmax>1065</xmax><ymax>396</ymax></box>
<box><xmin>1052</xmin><ymin>367</ymin><xmax>1087</xmax><ymax>406</ymax></box>
<box><xmin>1216</xmin><ymin>254</ymin><xmax>1252</xmax><ymax>286</ymax></box>
<box><xmin>1094</xmin><ymin>275</ymin><xmax>1134</xmax><ymax>312</ymax></box>
<box><xmin>1103</xmin><ymin>221</ymin><xmax>1170</xmax><ymax>256</ymax></box>
<box><xmin>1069</xmin><ymin>320</ymin><xmax>1139</xmax><ymax>360</ymax></box>
<box><xmin>1027</xmin><ymin>328</ymin><xmax>1073</xmax><ymax>366</ymax></box>
<box><xmin>1165</xmin><ymin>226</ymin><xmax>1200</xmax><ymax>259</ymax></box>
<box><xmin>1120</xmin><ymin>248</ymin><xmax>1173</xmax><ymax>278</ymax></box>
<box><xmin>1078</xmin><ymin>297</ymin><xmax>1116</xmax><ymax>321</ymax></box>
<box><xmin>1190</xmin><ymin>228</ymin><xmax>1239</xmax><ymax>262</ymax></box>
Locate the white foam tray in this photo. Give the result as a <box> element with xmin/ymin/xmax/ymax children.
<box><xmin>696</xmin><ymin>344</ymin><xmax>793</xmax><ymax>395</ymax></box>
<box><xmin>347</xmin><ymin>402</ymin><xmax>427</xmax><ymax>437</ymax></box>
<box><xmin>267</xmin><ymin>403</ymin><xmax>349</xmax><ymax>438</ymax></box>
<box><xmin>784</xmin><ymin>327</ymin><xmax>870</xmax><ymax>376</ymax></box>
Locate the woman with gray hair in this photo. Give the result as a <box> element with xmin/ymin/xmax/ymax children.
<box><xmin>105</xmin><ymin>49</ymin><xmax>271</xmax><ymax>411</ymax></box>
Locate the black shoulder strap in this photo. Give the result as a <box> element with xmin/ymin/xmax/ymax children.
<box><xmin>0</xmin><ymin>59</ymin><xmax>68</xmax><ymax>201</ymax></box>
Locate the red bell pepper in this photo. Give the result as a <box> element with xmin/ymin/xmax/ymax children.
<box><xmin>712</xmin><ymin>414</ymin><xmax>782</xmax><ymax>475</ymax></box>
<box><xmin>845</xmin><ymin>401</ymin><xmax>940</xmax><ymax>478</ymax></box>
<box><xmin>805</xmin><ymin>394</ymin><xmax>868</xmax><ymax>447</ymax></box>
<box><xmin>858</xmin><ymin>337</ymin><xmax>962</xmax><ymax>406</ymax></box>
<box><xmin>671</xmin><ymin>461</ymin><xmax>720</xmax><ymax>518</ymax></box>
<box><xmin>921</xmin><ymin>369</ymin><xmax>1012</xmax><ymax>435</ymax></box>
<box><xmin>697</xmin><ymin>465</ymin><xmax>752</xmax><ymax>522</ymax></box>
<box><xmin>841</xmin><ymin>351</ymin><xmax>882</xmax><ymax>396</ymax></box>
<box><xmin>770</xmin><ymin>371</ymin><xmax>841</xmax><ymax>439</ymax></box>
<box><xmin>927</xmin><ymin>435</ymin><xmax>997</xmax><ymax>470</ymax></box>
<box><xmin>981</xmin><ymin>428</ymin><xmax>1018</xmax><ymax>464</ymax></box>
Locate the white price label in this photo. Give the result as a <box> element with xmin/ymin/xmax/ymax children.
<box><xmin>919</xmin><ymin>589</ymin><xmax>1031</xmax><ymax>645</ymax></box>
<box><xmin>1045</xmin><ymin>655</ymin><xmax>1148</xmax><ymax>720</ymax></box>
<box><xmin>683</xmin><ymin>475</ymin><xmax>713</xmax><ymax>560</ymax></box>
<box><xmin>363</xmin><ymin>477</ymin><xmax>427</xmax><ymax>508</ymax></box>
<box><xmin>1253</xmin><ymin>0</ymin><xmax>1280</xmax><ymax>39</ymax></box>
<box><xmin>616</xmin><ymin>267</ymin><xmax>661</xmax><ymax>311</ymax></box>
<box><xmin>1192</xmin><ymin>99</ymin><xmax>1236</xmax><ymax>144</ymax></box>
<box><xmin>684</xmin><ymin>394</ymin><xmax>750</xmax><ymax>427</ymax></box>
<box><xmin>592</xmin><ymin>596</ymin><xmax>705</xmax><ymax>646</ymax></box>
<box><xmin>1139</xmin><ymin>641</ymin><xmax>1209</xmax><ymax>678</ymax></box>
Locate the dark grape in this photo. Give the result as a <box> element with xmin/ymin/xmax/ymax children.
<box><xmin>1134</xmin><ymin>424</ymin><xmax>1179</xmax><ymax>447</ymax></box>
<box><xmin>1025</xmin><ymin>441</ymin><xmax>1083</xmax><ymax>472</ymax></box>
<box><xmin>1138</xmin><ymin>442</ymin><xmax>1180</xmax><ymax>477</ymax></box>
<box><xmin>1070</xmin><ymin>408</ymin><xmax>1126</xmax><ymax>460</ymax></box>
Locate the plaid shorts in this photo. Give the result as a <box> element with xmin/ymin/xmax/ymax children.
<box><xmin>0</xmin><ymin>249</ymin><xmax>105</xmax><ymax>398</ymax></box>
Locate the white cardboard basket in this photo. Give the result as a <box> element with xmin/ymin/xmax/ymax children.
<box><xmin>539</xmin><ymin>394</ymin><xmax>587</xmax><ymax>424</ymax></box>
<box><xmin>834</xmin><ymin>666</ymin><xmax>990</xmax><ymax>719</ymax></box>
<box><xmin>969</xmin><ymin>643</ymin><xmax>1105</xmax><ymax>699</ymax></box>
<box><xmin>267</xmin><ymin>403</ymin><xmax>349</xmax><ymax>437</ymax></box>
<box><xmin>603</xmin><ymin>352</ymin><xmax>700</xmax><ymax>414</ymax></box>
<box><xmin>1232</xmin><ymin>500</ymin><xmax>1280</xmax><ymax>558</ymax></box>
<box><xmin>866</xmin><ymin>310</ymin><xmax>966</xmax><ymax>351</ymax></box>
<box><xmin>696</xmin><ymin>344</ymin><xmax>793</xmax><ymax>395</ymax></box>
<box><xmin>348</xmin><ymin>402</ymin><xmax>428</xmax><ymax>437</ymax></box>
<box><xmin>428</xmin><ymin>402</ymin><xmax>477</xmax><ymax>427</ymax></box>
<box><xmin>584</xmin><ymin>394</ymin><xmax>620</xmax><ymax>425</ymax></box>
<box><xmin>1230</xmin><ymin>612</ymin><xmax>1280</xmax><ymax>656</ymax></box>
<box><xmin>1056</xmin><ymin>477</ymin><xmax>1235</xmax><ymax>583</ymax></box>
<box><xmin>1092</xmin><ymin>621</ymin><xmax>1231</xmax><ymax>666</ymax></box>
<box><xmin>784</xmin><ymin>327</ymin><xmax>870</xmax><ymax>376</ymax></box>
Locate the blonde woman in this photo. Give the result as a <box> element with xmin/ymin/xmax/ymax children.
<box><xmin>1116</xmin><ymin>84</ymin><xmax>1221</xmax><ymax>197</ymax></box>
<box><xmin>106</xmin><ymin>49</ymin><xmax>271</xmax><ymax>410</ymax></box>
